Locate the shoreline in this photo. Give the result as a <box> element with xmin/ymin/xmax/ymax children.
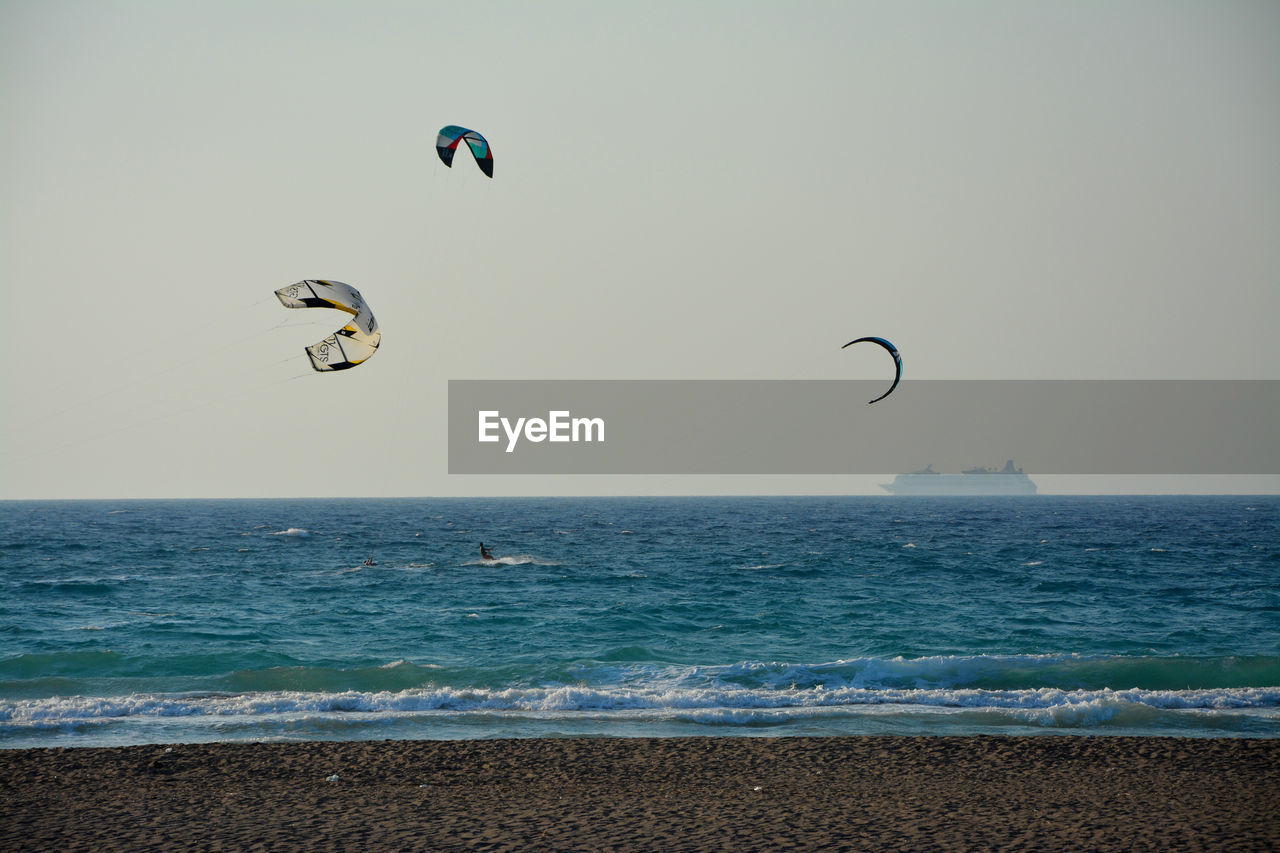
<box><xmin>3</xmin><ymin>734</ymin><xmax>1277</xmax><ymax>851</ymax></box>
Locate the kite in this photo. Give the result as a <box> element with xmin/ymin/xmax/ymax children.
<box><xmin>436</xmin><ymin>125</ymin><xmax>493</xmax><ymax>177</ymax></box>
<box><xmin>275</xmin><ymin>280</ymin><xmax>380</xmax><ymax>372</ymax></box>
<box><xmin>842</xmin><ymin>336</ymin><xmax>902</xmax><ymax>404</ymax></box>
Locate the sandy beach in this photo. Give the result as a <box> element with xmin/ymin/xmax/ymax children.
<box><xmin>2</xmin><ymin>735</ymin><xmax>1277</xmax><ymax>851</ymax></box>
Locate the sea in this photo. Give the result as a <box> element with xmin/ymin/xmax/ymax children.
<box><xmin>2</xmin><ymin>496</ymin><xmax>1277</xmax><ymax>749</ymax></box>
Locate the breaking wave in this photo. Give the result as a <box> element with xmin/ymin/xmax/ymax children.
<box><xmin>4</xmin><ymin>654</ymin><xmax>1277</xmax><ymax>740</ymax></box>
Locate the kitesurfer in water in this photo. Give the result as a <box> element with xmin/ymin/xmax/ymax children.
<box><xmin>480</xmin><ymin>542</ymin><xmax>495</xmax><ymax>561</ymax></box>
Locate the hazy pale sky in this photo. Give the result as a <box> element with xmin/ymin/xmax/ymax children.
<box><xmin>2</xmin><ymin>0</ymin><xmax>1277</xmax><ymax>499</ymax></box>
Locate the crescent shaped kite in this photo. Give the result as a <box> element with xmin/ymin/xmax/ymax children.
<box><xmin>842</xmin><ymin>336</ymin><xmax>902</xmax><ymax>404</ymax></box>
<box><xmin>275</xmin><ymin>280</ymin><xmax>380</xmax><ymax>372</ymax></box>
<box><xmin>436</xmin><ymin>125</ymin><xmax>493</xmax><ymax>178</ymax></box>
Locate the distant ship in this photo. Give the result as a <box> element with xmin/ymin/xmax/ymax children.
<box><xmin>881</xmin><ymin>460</ymin><xmax>1037</xmax><ymax>495</ymax></box>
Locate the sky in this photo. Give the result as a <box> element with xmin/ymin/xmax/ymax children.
<box><xmin>2</xmin><ymin>0</ymin><xmax>1277</xmax><ymax>499</ymax></box>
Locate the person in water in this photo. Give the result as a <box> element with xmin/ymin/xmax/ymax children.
<box><xmin>479</xmin><ymin>542</ymin><xmax>495</xmax><ymax>560</ymax></box>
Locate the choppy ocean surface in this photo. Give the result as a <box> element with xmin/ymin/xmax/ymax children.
<box><xmin>1</xmin><ymin>496</ymin><xmax>1277</xmax><ymax>748</ymax></box>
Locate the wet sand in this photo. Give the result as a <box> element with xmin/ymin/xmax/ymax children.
<box><xmin>2</xmin><ymin>735</ymin><xmax>1277</xmax><ymax>851</ymax></box>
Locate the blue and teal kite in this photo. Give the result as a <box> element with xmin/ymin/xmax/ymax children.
<box><xmin>842</xmin><ymin>336</ymin><xmax>902</xmax><ymax>404</ymax></box>
<box><xmin>436</xmin><ymin>125</ymin><xmax>493</xmax><ymax>178</ymax></box>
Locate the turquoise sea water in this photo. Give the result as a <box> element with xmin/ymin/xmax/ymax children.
<box><xmin>1</xmin><ymin>496</ymin><xmax>1277</xmax><ymax>747</ymax></box>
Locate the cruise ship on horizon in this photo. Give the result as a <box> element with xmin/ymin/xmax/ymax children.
<box><xmin>881</xmin><ymin>460</ymin><xmax>1038</xmax><ymax>495</ymax></box>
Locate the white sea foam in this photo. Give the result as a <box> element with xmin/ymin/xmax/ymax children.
<box><xmin>3</xmin><ymin>682</ymin><xmax>1275</xmax><ymax>734</ymax></box>
<box><xmin>467</xmin><ymin>554</ymin><xmax>557</xmax><ymax>566</ymax></box>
